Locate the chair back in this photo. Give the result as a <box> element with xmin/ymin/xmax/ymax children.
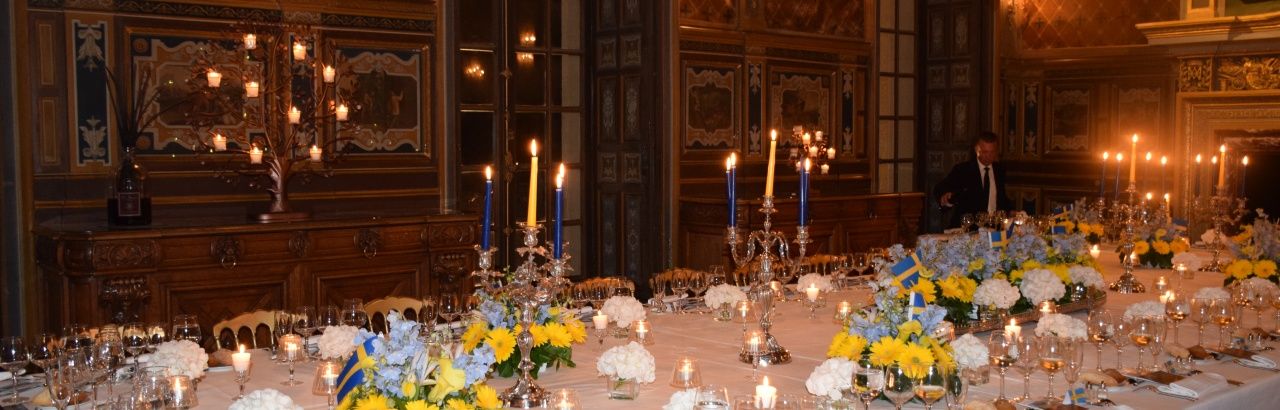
<box><xmin>365</xmin><ymin>296</ymin><xmax>422</xmax><ymax>332</ymax></box>
<box><xmin>212</xmin><ymin>310</ymin><xmax>281</xmax><ymax>349</ymax></box>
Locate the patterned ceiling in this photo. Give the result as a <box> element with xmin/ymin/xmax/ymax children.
<box><xmin>1017</xmin><ymin>0</ymin><xmax>1179</xmax><ymax>50</ymax></box>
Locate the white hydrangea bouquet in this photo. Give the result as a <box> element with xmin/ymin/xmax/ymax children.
<box><xmin>974</xmin><ymin>278</ymin><xmax>1020</xmax><ymax>310</ymax></box>
<box><xmin>797</xmin><ymin>273</ymin><xmax>834</xmax><ymax>292</ymax></box>
<box><xmin>704</xmin><ymin>283</ymin><xmax>747</xmax><ymax>311</ymax></box>
<box><xmin>1019</xmin><ymin>269</ymin><xmax>1066</xmax><ymax>306</ymax></box>
<box><xmin>597</xmin><ymin>341</ymin><xmax>655</xmax><ymax>399</ymax></box>
<box><xmin>316</xmin><ymin>325</ymin><xmax>359</xmax><ymax>360</ymax></box>
<box><xmin>950</xmin><ymin>333</ymin><xmax>989</xmax><ymax>371</ymax></box>
<box><xmin>228</xmin><ymin>388</ymin><xmax>301</xmax><ymax>410</ymax></box>
<box><xmin>1067</xmin><ymin>265</ymin><xmax>1105</xmax><ymax>290</ymax></box>
<box><xmin>601</xmin><ymin>296</ymin><xmax>646</xmax><ymax>328</ymax></box>
<box><xmin>1122</xmin><ymin>301</ymin><xmax>1166</xmax><ymax>321</ymax></box>
<box><xmin>662</xmin><ymin>389</ymin><xmax>697</xmax><ymax>410</ymax></box>
<box><xmin>1195</xmin><ymin>286</ymin><xmax>1230</xmax><ymax>301</ymax></box>
<box><xmin>148</xmin><ymin>339</ymin><xmax>208</xmax><ymax>379</ymax></box>
<box><xmin>804</xmin><ymin>357</ymin><xmax>855</xmax><ymax>400</ymax></box>
<box><xmin>1034</xmin><ymin>313</ymin><xmax>1087</xmax><ymax>340</ymax></box>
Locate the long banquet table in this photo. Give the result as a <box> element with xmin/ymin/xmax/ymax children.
<box><xmin>17</xmin><ymin>250</ymin><xmax>1280</xmax><ymax>409</ymax></box>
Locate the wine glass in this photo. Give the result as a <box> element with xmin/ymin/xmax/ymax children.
<box><xmin>1147</xmin><ymin>318</ymin><xmax>1167</xmax><ymax>373</ymax></box>
<box><xmin>1211</xmin><ymin>299</ymin><xmax>1236</xmax><ymax>350</ymax></box>
<box><xmin>1129</xmin><ymin>317</ymin><xmax>1155</xmax><ymax>371</ymax></box>
<box><xmin>294</xmin><ymin>306</ymin><xmax>318</xmax><ymax>339</ymax></box>
<box><xmin>0</xmin><ymin>336</ymin><xmax>29</xmax><ymax>406</ymax></box>
<box><xmin>342</xmin><ymin>298</ymin><xmax>369</xmax><ymax>329</ymax></box>
<box><xmin>709</xmin><ymin>265</ymin><xmax>727</xmax><ymax>286</ymax></box>
<box><xmin>1087</xmin><ymin>310</ymin><xmax>1113</xmax><ymax>371</ymax></box>
<box><xmin>318</xmin><ymin>305</ymin><xmax>341</xmax><ymax>329</ymax></box>
<box><xmin>883</xmin><ymin>364</ymin><xmax>916</xmax><ymax>410</ymax></box>
<box><xmin>30</xmin><ymin>333</ymin><xmax>60</xmax><ymax>397</ymax></box>
<box><xmin>690</xmin><ymin>273</ymin><xmax>710</xmax><ymax>305</ymax></box>
<box><xmin>671</xmin><ymin>275</ymin><xmax>689</xmax><ymax>299</ymax></box>
<box><xmin>122</xmin><ymin>323</ymin><xmax>148</xmax><ymax>373</ymax></box>
<box><xmin>914</xmin><ymin>363</ymin><xmax>947</xmax><ymax>410</ymax></box>
<box><xmin>419</xmin><ymin>296</ymin><xmax>439</xmax><ymax>334</ymax></box>
<box><xmin>693</xmin><ymin>384</ymin><xmax>730</xmax><ymax>409</ymax></box>
<box><xmin>1063</xmin><ymin>339</ymin><xmax>1085</xmax><ymax>401</ymax></box>
<box><xmin>1166</xmin><ymin>292</ymin><xmax>1191</xmax><ymax>345</ymax></box>
<box><xmin>1271</xmin><ymin>291</ymin><xmax>1280</xmax><ymax>332</ymax></box>
<box><xmin>1014</xmin><ymin>336</ymin><xmax>1039</xmax><ymax>402</ymax></box>
<box><xmin>1248</xmin><ymin>285</ymin><xmax>1271</xmax><ymax>328</ymax></box>
<box><xmin>1112</xmin><ymin>319</ymin><xmax>1132</xmax><ymax>371</ymax></box>
<box><xmin>853</xmin><ymin>364</ymin><xmax>885</xmax><ymax>410</ymax></box>
<box><xmin>96</xmin><ymin>330</ymin><xmax>125</xmax><ymax>403</ymax></box>
<box><xmin>989</xmin><ymin>333</ymin><xmax>1017</xmax><ymax>403</ymax></box>
<box><xmin>1191</xmin><ymin>297</ymin><xmax>1213</xmax><ymax>347</ymax></box>
<box><xmin>944</xmin><ymin>367</ymin><xmax>966</xmax><ymax>410</ymax></box>
<box><xmin>1038</xmin><ymin>336</ymin><xmax>1068</xmax><ymax>401</ymax></box>
<box><xmin>45</xmin><ymin>365</ymin><xmax>75</xmax><ymax>410</ymax></box>
<box><xmin>172</xmin><ymin>314</ymin><xmax>202</xmax><ymax>345</ymax></box>
<box><xmin>146</xmin><ymin>321</ymin><xmax>168</xmax><ymax>350</ymax></box>
<box><xmin>62</xmin><ymin>324</ymin><xmax>90</xmax><ymax>352</ymax></box>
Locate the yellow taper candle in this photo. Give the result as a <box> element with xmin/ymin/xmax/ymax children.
<box><xmin>1128</xmin><ymin>134</ymin><xmax>1138</xmax><ymax>184</ymax></box>
<box><xmin>1217</xmin><ymin>144</ymin><xmax>1227</xmax><ymax>188</ymax></box>
<box><xmin>527</xmin><ymin>140</ymin><xmax>539</xmax><ymax>226</ymax></box>
<box><xmin>765</xmin><ymin>130</ymin><xmax>778</xmax><ymax>197</ymax></box>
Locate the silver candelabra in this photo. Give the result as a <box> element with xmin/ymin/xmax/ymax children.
<box><xmin>725</xmin><ymin>195</ymin><xmax>807</xmax><ymax>365</ymax></box>
<box><xmin>472</xmin><ymin>222</ymin><xmax>571</xmax><ymax>408</ymax></box>
<box><xmin>1109</xmin><ymin>183</ymin><xmax>1146</xmax><ymax>293</ymax></box>
<box><xmin>1190</xmin><ymin>187</ymin><xmax>1248</xmax><ymax>272</ymax></box>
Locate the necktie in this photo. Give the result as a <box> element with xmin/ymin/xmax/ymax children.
<box><xmin>982</xmin><ymin>166</ymin><xmax>990</xmax><ymax>194</ymax></box>
<box><xmin>985</xmin><ymin>166</ymin><xmax>997</xmax><ymax>213</ymax></box>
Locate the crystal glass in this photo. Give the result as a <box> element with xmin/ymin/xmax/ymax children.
<box><xmin>419</xmin><ymin>296</ymin><xmax>439</xmax><ymax>338</ymax></box>
<box><xmin>62</xmin><ymin>324</ymin><xmax>91</xmax><ymax>352</ymax></box>
<box><xmin>1166</xmin><ymin>292</ymin><xmax>1191</xmax><ymax>345</ymax></box>
<box><xmin>913</xmin><ymin>363</ymin><xmax>947</xmax><ymax>410</ymax></box>
<box><xmin>172</xmin><ymin>314</ymin><xmax>202</xmax><ymax>345</ymax></box>
<box><xmin>988</xmin><ymin>333</ymin><xmax>1017</xmax><ymax>403</ymax></box>
<box><xmin>146</xmin><ymin>322</ymin><xmax>169</xmax><ymax>351</ymax></box>
<box><xmin>280</xmin><ymin>336</ymin><xmax>303</xmax><ymax>386</ymax></box>
<box><xmin>95</xmin><ymin>331</ymin><xmax>125</xmax><ymax>405</ymax></box>
<box><xmin>1014</xmin><ymin>336</ymin><xmax>1038</xmax><ymax>402</ymax></box>
<box><xmin>342</xmin><ymin>298</ymin><xmax>369</xmax><ymax>328</ymax></box>
<box><xmin>135</xmin><ymin>366</ymin><xmax>170</xmax><ymax>409</ymax></box>
<box><xmin>605</xmin><ymin>376</ymin><xmax>638</xmax><ymax>400</ymax></box>
<box><xmin>294</xmin><ymin>306</ymin><xmax>318</xmax><ymax>339</ymax></box>
<box><xmin>734</xmin><ymin>300</ymin><xmax>757</xmax><ymax>334</ymax></box>
<box><xmin>945</xmin><ymin>368</ymin><xmax>966</xmax><ymax>410</ymax></box>
<box><xmin>1129</xmin><ymin>317</ymin><xmax>1156</xmax><ymax>371</ymax></box>
<box><xmin>1148</xmin><ymin>318</ymin><xmax>1167</xmax><ymax>373</ymax></box>
<box><xmin>1192</xmin><ymin>297</ymin><xmax>1213</xmax><ymax>347</ymax></box>
<box><xmin>1038</xmin><ymin>336</ymin><xmax>1069</xmax><ymax>401</ymax></box>
<box><xmin>0</xmin><ymin>336</ymin><xmax>29</xmax><ymax>406</ymax></box>
<box><xmin>122</xmin><ymin>323</ymin><xmax>148</xmax><ymax>371</ymax></box>
<box><xmin>693</xmin><ymin>384</ymin><xmax>730</xmax><ymax>410</ymax></box>
<box><xmin>669</xmin><ymin>356</ymin><xmax>701</xmax><ymax>388</ymax></box>
<box><xmin>1271</xmin><ymin>292</ymin><xmax>1280</xmax><ymax>332</ymax></box>
<box><xmin>1248</xmin><ymin>286</ymin><xmax>1270</xmax><ymax>328</ymax></box>
<box><xmin>318</xmin><ymin>305</ymin><xmax>341</xmax><ymax>329</ymax></box>
<box><xmin>166</xmin><ymin>375</ymin><xmax>198</xmax><ymax>408</ymax></box>
<box><xmin>853</xmin><ymin>363</ymin><xmax>885</xmax><ymax>410</ymax></box>
<box><xmin>1211</xmin><ymin>299</ymin><xmax>1236</xmax><ymax>349</ymax></box>
<box><xmin>883</xmin><ymin>364</ymin><xmax>916</xmax><ymax>410</ymax></box>
<box><xmin>45</xmin><ymin>365</ymin><xmax>75</xmax><ymax>410</ymax></box>
<box><xmin>743</xmin><ymin>331</ymin><xmax>763</xmax><ymax>382</ymax></box>
<box><xmin>30</xmin><ymin>333</ymin><xmax>61</xmax><ymax>371</ymax></box>
<box><xmin>1086</xmin><ymin>310</ymin><xmax>1113</xmax><ymax>371</ymax></box>
<box><xmin>550</xmin><ymin>388</ymin><xmax>580</xmax><ymax>409</ymax></box>
<box><xmin>1063</xmin><ymin>338</ymin><xmax>1085</xmax><ymax>396</ymax></box>
<box><xmin>671</xmin><ymin>276</ymin><xmax>689</xmax><ymax>299</ymax></box>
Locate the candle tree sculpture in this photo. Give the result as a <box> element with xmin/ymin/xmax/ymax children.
<box><xmin>786</xmin><ymin>125</ymin><xmax>835</xmax><ymax>175</ymax></box>
<box><xmin>183</xmin><ymin>20</ymin><xmax>359</xmax><ymax>222</ymax></box>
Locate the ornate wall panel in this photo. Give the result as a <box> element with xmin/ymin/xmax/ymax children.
<box><xmin>682</xmin><ymin>62</ymin><xmax>739</xmax><ymax>150</ymax></box>
<box><xmin>1016</xmin><ymin>0</ymin><xmax>1178</xmax><ymax>50</ymax></box>
<box><xmin>1046</xmin><ymin>86</ymin><xmax>1090</xmax><ymax>153</ymax></box>
<box><xmin>761</xmin><ymin>0</ymin><xmax>865</xmax><ymax>39</ymax></box>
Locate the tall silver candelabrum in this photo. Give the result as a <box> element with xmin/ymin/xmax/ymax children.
<box><xmin>473</xmin><ymin>222</ymin><xmax>570</xmax><ymax>408</ymax></box>
<box><xmin>725</xmin><ymin>195</ymin><xmax>804</xmax><ymax>365</ymax></box>
<box><xmin>1109</xmin><ymin>183</ymin><xmax>1145</xmax><ymax>293</ymax></box>
<box><xmin>1197</xmin><ymin>187</ymin><xmax>1248</xmax><ymax>272</ymax></box>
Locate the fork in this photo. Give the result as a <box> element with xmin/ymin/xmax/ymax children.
<box><xmin>1135</xmin><ymin>385</ymin><xmax>1197</xmax><ymax>402</ymax></box>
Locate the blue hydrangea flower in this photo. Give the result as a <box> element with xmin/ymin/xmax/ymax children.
<box><xmin>453</xmin><ymin>344</ymin><xmax>497</xmax><ymax>387</ymax></box>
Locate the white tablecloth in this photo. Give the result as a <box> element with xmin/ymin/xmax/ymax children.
<box><xmin>17</xmin><ymin>250</ymin><xmax>1280</xmax><ymax>409</ymax></box>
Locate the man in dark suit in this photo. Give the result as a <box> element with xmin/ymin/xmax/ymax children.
<box><xmin>933</xmin><ymin>132</ymin><xmax>1013</xmax><ymax>229</ymax></box>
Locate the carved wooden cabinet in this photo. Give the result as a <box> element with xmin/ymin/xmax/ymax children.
<box><xmin>678</xmin><ymin>193</ymin><xmax>925</xmax><ymax>270</ymax></box>
<box><xmin>34</xmin><ymin>213</ymin><xmax>478</xmax><ymax>333</ymax></box>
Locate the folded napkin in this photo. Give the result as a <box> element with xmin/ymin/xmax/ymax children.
<box><xmin>661</xmin><ymin>295</ymin><xmax>685</xmax><ymax>304</ymax></box>
<box><xmin>1156</xmin><ymin>372</ymin><xmax>1227</xmax><ymax>400</ymax></box>
<box><xmin>0</xmin><ymin>371</ymin><xmax>10</xmax><ymax>380</ymax></box>
<box><xmin>1238</xmin><ymin>354</ymin><xmax>1277</xmax><ymax>369</ymax></box>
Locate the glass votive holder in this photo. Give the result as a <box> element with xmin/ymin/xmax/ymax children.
<box><xmin>278</xmin><ymin>334</ymin><xmax>304</xmax><ymax>362</ymax></box>
<box><xmin>630</xmin><ymin>320</ymin><xmax>653</xmax><ymax>345</ymax></box>
<box><xmin>166</xmin><ymin>375</ymin><xmax>198</xmax><ymax>409</ymax></box>
<box><xmin>550</xmin><ymin>388</ymin><xmax>580</xmax><ymax>409</ymax></box>
<box><xmin>312</xmin><ymin>360</ymin><xmax>342</xmax><ymax>395</ymax></box>
<box><xmin>1155</xmin><ymin>275</ymin><xmax>1169</xmax><ymax>292</ymax></box>
<box><xmin>669</xmin><ymin>356</ymin><xmax>702</xmax><ymax>388</ymax></box>
<box><xmin>832</xmin><ymin>300</ymin><xmax>852</xmax><ymax>324</ymax></box>
<box><xmin>1038</xmin><ymin>301</ymin><xmax>1058</xmax><ymax>316</ymax></box>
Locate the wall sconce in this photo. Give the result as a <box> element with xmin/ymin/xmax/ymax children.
<box><xmin>465</xmin><ymin>63</ymin><xmax>486</xmax><ymax>79</ymax></box>
<box><xmin>519</xmin><ymin>32</ymin><xmax>537</xmax><ymax>47</ymax></box>
<box><xmin>516</xmin><ymin>52</ymin><xmax>534</xmax><ymax>66</ymax></box>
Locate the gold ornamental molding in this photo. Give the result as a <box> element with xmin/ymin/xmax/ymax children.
<box><xmin>1138</xmin><ymin>11</ymin><xmax>1280</xmax><ymax>46</ymax></box>
<box><xmin>1178</xmin><ymin>54</ymin><xmax>1280</xmax><ymax>92</ymax></box>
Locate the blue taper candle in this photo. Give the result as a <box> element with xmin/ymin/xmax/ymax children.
<box><xmin>726</xmin><ymin>154</ymin><xmax>736</xmax><ymax>228</ymax></box>
<box><xmin>481</xmin><ymin>166</ymin><xmax>493</xmax><ymax>249</ymax></box>
<box><xmin>799</xmin><ymin>159</ymin><xmax>810</xmax><ymax>226</ymax></box>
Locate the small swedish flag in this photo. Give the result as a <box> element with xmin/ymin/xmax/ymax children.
<box><xmin>336</xmin><ymin>336</ymin><xmax>378</xmax><ymax>404</ymax></box>
<box><xmin>908</xmin><ymin>292</ymin><xmax>927</xmax><ymax>320</ymax></box>
<box><xmin>891</xmin><ymin>251</ymin><xmax>924</xmax><ymax>289</ymax></box>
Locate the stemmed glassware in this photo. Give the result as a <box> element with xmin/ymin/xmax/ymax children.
<box><xmin>1248</xmin><ymin>286</ymin><xmax>1271</xmax><ymax>328</ymax></box>
<box><xmin>689</xmin><ymin>273</ymin><xmax>710</xmax><ymax>307</ymax></box>
<box><xmin>342</xmin><ymin>298</ymin><xmax>369</xmax><ymax>329</ymax></box>
<box><xmin>1271</xmin><ymin>292</ymin><xmax>1280</xmax><ymax>332</ymax></box>
<box><xmin>172</xmin><ymin>314</ymin><xmax>202</xmax><ymax>345</ymax></box>
<box><xmin>294</xmin><ymin>306</ymin><xmax>318</xmax><ymax>338</ymax></box>
<box><xmin>1063</xmin><ymin>339</ymin><xmax>1085</xmax><ymax>401</ymax></box>
<box><xmin>29</xmin><ymin>334</ymin><xmax>60</xmax><ymax>398</ymax></box>
<box><xmin>883</xmin><ymin>364</ymin><xmax>916</xmax><ymax>410</ymax></box>
<box><xmin>280</xmin><ymin>336</ymin><xmax>302</xmax><ymax>386</ymax></box>
<box><xmin>1129</xmin><ymin>318</ymin><xmax>1156</xmax><ymax>371</ymax></box>
<box><xmin>693</xmin><ymin>384</ymin><xmax>730</xmax><ymax>409</ymax></box>
<box><xmin>1166</xmin><ymin>292</ymin><xmax>1191</xmax><ymax>345</ymax></box>
<box><xmin>853</xmin><ymin>362</ymin><xmax>885</xmax><ymax>410</ymax></box>
<box><xmin>318</xmin><ymin>305</ymin><xmax>341</xmax><ymax>329</ymax></box>
<box><xmin>988</xmin><ymin>333</ymin><xmax>1017</xmax><ymax>403</ymax></box>
<box><xmin>913</xmin><ymin>363</ymin><xmax>947</xmax><ymax>410</ymax></box>
<box><xmin>0</xmin><ymin>336</ymin><xmax>29</xmax><ymax>406</ymax></box>
<box><xmin>419</xmin><ymin>296</ymin><xmax>439</xmax><ymax>338</ymax></box>
<box><xmin>1192</xmin><ymin>297</ymin><xmax>1213</xmax><ymax>347</ymax></box>
<box><xmin>96</xmin><ymin>329</ymin><xmax>125</xmax><ymax>405</ymax></box>
<box><xmin>944</xmin><ymin>368</ymin><xmax>965</xmax><ymax>410</ymax></box>
<box><xmin>274</xmin><ymin>310</ymin><xmax>295</xmax><ymax>355</ymax></box>
<box><xmin>743</xmin><ymin>331</ymin><xmax>763</xmax><ymax>382</ymax></box>
<box><xmin>1148</xmin><ymin>319</ymin><xmax>1167</xmax><ymax>373</ymax></box>
<box><xmin>733</xmin><ymin>300</ymin><xmax>756</xmax><ymax>334</ymax></box>
<box><xmin>1086</xmin><ymin>311</ymin><xmax>1113</xmax><ymax>371</ymax></box>
<box><xmin>1211</xmin><ymin>299</ymin><xmax>1236</xmax><ymax>349</ymax></box>
<box><xmin>1014</xmin><ymin>336</ymin><xmax>1038</xmax><ymax>402</ymax></box>
<box><xmin>146</xmin><ymin>321</ymin><xmax>168</xmax><ymax>350</ymax></box>
<box><xmin>1112</xmin><ymin>320</ymin><xmax>1132</xmax><ymax>371</ymax></box>
<box><xmin>1038</xmin><ymin>336</ymin><xmax>1069</xmax><ymax>401</ymax></box>
<box><xmin>62</xmin><ymin>324</ymin><xmax>91</xmax><ymax>352</ymax></box>
<box><xmin>122</xmin><ymin>323</ymin><xmax>149</xmax><ymax>373</ymax></box>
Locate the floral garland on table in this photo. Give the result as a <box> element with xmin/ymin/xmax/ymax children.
<box><xmin>460</xmin><ymin>295</ymin><xmax>587</xmax><ymax>379</ymax></box>
<box><xmin>1130</xmin><ymin>224</ymin><xmax>1190</xmax><ymax>269</ymax></box>
<box><xmin>1225</xmin><ymin>211</ymin><xmax>1280</xmax><ymax>285</ymax></box>
<box><xmin>826</xmin><ymin>278</ymin><xmax>955</xmax><ymax>380</ymax></box>
<box><xmin>148</xmin><ymin>340</ymin><xmax>208</xmax><ymax>379</ymax></box>
<box><xmin>338</xmin><ymin>312</ymin><xmax>503</xmax><ymax>410</ymax></box>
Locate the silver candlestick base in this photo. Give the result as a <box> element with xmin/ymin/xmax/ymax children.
<box><xmin>727</xmin><ymin>195</ymin><xmax>804</xmax><ymax>366</ymax></box>
<box><xmin>495</xmin><ymin>221</ymin><xmax>571</xmax><ymax>408</ymax></box>
<box><xmin>1109</xmin><ymin>184</ymin><xmax>1145</xmax><ymax>294</ymax></box>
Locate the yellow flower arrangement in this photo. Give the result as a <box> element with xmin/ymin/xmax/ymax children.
<box><xmin>868</xmin><ymin>336</ymin><xmax>907</xmax><ymax>367</ymax></box>
<box><xmin>428</xmin><ymin>358</ymin><xmax>467</xmax><ymax>402</ymax></box>
<box><xmin>461</xmin><ymin>323</ymin><xmax>488</xmax><ymax>353</ymax></box>
<box><xmin>826</xmin><ymin>332</ymin><xmax>868</xmax><ymax>360</ymax></box>
<box><xmin>1152</xmin><ymin>240</ymin><xmax>1171</xmax><ymax>255</ymax></box>
<box><xmin>1254</xmin><ymin>260</ymin><xmax>1277</xmax><ymax>278</ymax></box>
<box><xmin>938</xmin><ymin>276</ymin><xmax>977</xmax><ymax>302</ymax></box>
<box><xmin>1133</xmin><ymin>240</ymin><xmax>1150</xmax><ymax>255</ymax></box>
<box><xmin>484</xmin><ymin>328</ymin><xmax>516</xmax><ymax>362</ymax></box>
<box><xmin>543</xmin><ymin>322</ymin><xmax>574</xmax><ymax>348</ymax></box>
<box><xmin>908</xmin><ymin>280</ymin><xmax>938</xmax><ymax>303</ymax></box>
<box><xmin>896</xmin><ymin>343</ymin><xmax>935</xmax><ymax>379</ymax></box>
<box><xmin>1048</xmin><ymin>264</ymin><xmax>1071</xmax><ymax>284</ymax></box>
<box><xmin>1226</xmin><ymin>259</ymin><xmax>1254</xmax><ymax>281</ymax></box>
<box><xmin>404</xmin><ymin>400</ymin><xmax>439</xmax><ymax>410</ymax></box>
<box><xmin>897</xmin><ymin>320</ymin><xmax>923</xmax><ymax>338</ymax></box>
<box><xmin>471</xmin><ymin>384</ymin><xmax>502</xmax><ymax>410</ymax></box>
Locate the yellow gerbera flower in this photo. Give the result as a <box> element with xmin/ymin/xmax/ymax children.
<box><xmin>543</xmin><ymin>322</ymin><xmax>574</xmax><ymax>348</ymax></box>
<box><xmin>1254</xmin><ymin>260</ymin><xmax>1277</xmax><ymax>278</ymax></box>
<box><xmin>931</xmin><ymin>342</ymin><xmax>955</xmax><ymax>372</ymax></box>
<box><xmin>428</xmin><ymin>358</ymin><xmax>467</xmax><ymax>402</ymax></box>
<box><xmin>473</xmin><ymin>383</ymin><xmax>503</xmax><ymax>409</ymax></box>
<box><xmin>355</xmin><ymin>394</ymin><xmax>391</xmax><ymax>410</ymax></box>
<box><xmin>1133</xmin><ymin>241</ymin><xmax>1150</xmax><ymax>255</ymax></box>
<box><xmin>461</xmin><ymin>323</ymin><xmax>489</xmax><ymax>353</ymax></box>
<box><xmin>445</xmin><ymin>399</ymin><xmax>475</xmax><ymax>410</ymax></box>
<box><xmin>486</xmin><ymin>327</ymin><xmax>517</xmax><ymax>362</ymax></box>
<box><xmin>939</xmin><ymin>275</ymin><xmax>977</xmax><ymax>302</ymax></box>
<box><xmin>1048</xmin><ymin>264</ymin><xmax>1071</xmax><ymax>284</ymax></box>
<box><xmin>515</xmin><ymin>324</ymin><xmax>550</xmax><ymax>347</ymax></box>
<box><xmin>1170</xmin><ymin>238</ymin><xmax>1189</xmax><ymax>254</ymax></box>
<box><xmin>1156</xmin><ymin>229</ymin><xmax>1168</xmax><ymax>238</ymax></box>
<box><xmin>1153</xmin><ymin>240</ymin><xmax>1171</xmax><ymax>255</ymax></box>
<box><xmin>1227</xmin><ymin>259</ymin><xmax>1254</xmax><ymax>280</ymax></box>
<box><xmin>869</xmin><ymin>336</ymin><xmax>907</xmax><ymax>367</ymax></box>
<box><xmin>1021</xmin><ymin>260</ymin><xmax>1042</xmax><ymax>270</ymax></box>
<box><xmin>827</xmin><ymin>332</ymin><xmax>868</xmax><ymax>360</ymax></box>
<box><xmin>404</xmin><ymin>400</ymin><xmax>439</xmax><ymax>410</ymax></box>
<box><xmin>967</xmin><ymin>259</ymin><xmax>986</xmax><ymax>273</ymax></box>
<box><xmin>909</xmin><ymin>280</ymin><xmax>937</xmax><ymax>303</ymax></box>
<box><xmin>1009</xmin><ymin>270</ymin><xmax>1024</xmax><ymax>282</ymax></box>
<box><xmin>896</xmin><ymin>343</ymin><xmax>935</xmax><ymax>379</ymax></box>
<box><xmin>563</xmin><ymin>318</ymin><xmax>588</xmax><ymax>344</ymax></box>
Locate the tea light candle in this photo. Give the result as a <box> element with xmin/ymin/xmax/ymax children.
<box><xmin>245</xmin><ymin>81</ymin><xmax>259</xmax><ymax>98</ymax></box>
<box><xmin>243</xmin><ymin>33</ymin><xmax>257</xmax><ymax>50</ymax></box>
<box><xmin>322</xmin><ymin>365</ymin><xmax>338</xmax><ymax>386</ymax></box>
<box><xmin>737</xmin><ymin>300</ymin><xmax>751</xmax><ymax>319</ymax></box>
<box><xmin>212</xmin><ymin>133</ymin><xmax>227</xmax><ymax>151</ymax></box>
<box><xmin>820</xmin><ymin>163</ymin><xmax>830</xmax><ymax>174</ymax></box>
<box><xmin>747</xmin><ymin>332</ymin><xmax>762</xmax><ymax>354</ymax></box>
<box><xmin>1039</xmin><ymin>301</ymin><xmax>1057</xmax><ymax>314</ymax></box>
<box><xmin>827</xmin><ymin>147</ymin><xmax>836</xmax><ymax>159</ymax></box>
<box><xmin>1004</xmin><ymin>318</ymin><xmax>1021</xmax><ymax>340</ymax></box>
<box><xmin>1155</xmin><ymin>276</ymin><xmax>1168</xmax><ymax>292</ymax></box>
<box><xmin>336</xmin><ymin>104</ymin><xmax>349</xmax><ymax>121</ymax></box>
<box><xmin>231</xmin><ymin>344</ymin><xmax>251</xmax><ymax>373</ymax></box>
<box><xmin>288</xmin><ymin>106</ymin><xmax>301</xmax><ymax>124</ymax></box>
<box><xmin>592</xmin><ymin>312</ymin><xmax>608</xmax><ymax>330</ymax></box>
<box><xmin>172</xmin><ymin>376</ymin><xmax>188</xmax><ymax>403</ymax></box>
<box><xmin>1176</xmin><ymin>263</ymin><xmax>1192</xmax><ymax>280</ymax></box>
<box><xmin>284</xmin><ymin>341</ymin><xmax>298</xmax><ymax>361</ymax></box>
<box><xmin>555</xmin><ymin>399</ymin><xmax>575</xmax><ymax>410</ymax></box>
<box><xmin>805</xmin><ymin>284</ymin><xmax>821</xmax><ymax>302</ymax></box>
<box><xmin>322</xmin><ymin>65</ymin><xmax>336</xmax><ymax>83</ymax></box>
<box><xmin>633</xmin><ymin>320</ymin><xmax>650</xmax><ymax>343</ymax></box>
<box><xmin>1159</xmin><ymin>291</ymin><xmax>1174</xmax><ymax>304</ymax></box>
<box><xmin>309</xmin><ymin>145</ymin><xmax>322</xmax><ymax>162</ymax></box>
<box><xmin>293</xmin><ymin>41</ymin><xmax>307</xmax><ymax>60</ymax></box>
<box><xmin>248</xmin><ymin>146</ymin><xmax>263</xmax><ymax>164</ymax></box>
<box><xmin>755</xmin><ymin>376</ymin><xmax>778</xmax><ymax>408</ymax></box>
<box><xmin>1089</xmin><ymin>244</ymin><xmax>1101</xmax><ymax>260</ymax></box>
<box><xmin>677</xmin><ymin>361</ymin><xmax>694</xmax><ymax>381</ymax></box>
<box><xmin>837</xmin><ymin>300</ymin><xmax>851</xmax><ymax>316</ymax></box>
<box><xmin>206</xmin><ymin>69</ymin><xmax>222</xmax><ymax>88</ymax></box>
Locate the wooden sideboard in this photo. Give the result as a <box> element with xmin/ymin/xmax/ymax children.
<box><xmin>34</xmin><ymin>212</ymin><xmax>478</xmax><ymax>334</ymax></box>
<box><xmin>678</xmin><ymin>193</ymin><xmax>925</xmax><ymax>270</ymax></box>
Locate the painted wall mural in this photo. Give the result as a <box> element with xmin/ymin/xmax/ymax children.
<box><xmin>769</xmin><ymin>71</ymin><xmax>830</xmax><ymax>138</ymax></box>
<box><xmin>1048</xmin><ymin>87</ymin><xmax>1090</xmax><ymax>152</ymax></box>
<box><xmin>683</xmin><ymin>64</ymin><xmax>737</xmax><ymax>150</ymax></box>
<box><xmin>334</xmin><ymin>46</ymin><xmax>424</xmax><ymax>153</ymax></box>
<box><xmin>130</xmin><ymin>33</ymin><xmax>250</xmax><ymax>153</ymax></box>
